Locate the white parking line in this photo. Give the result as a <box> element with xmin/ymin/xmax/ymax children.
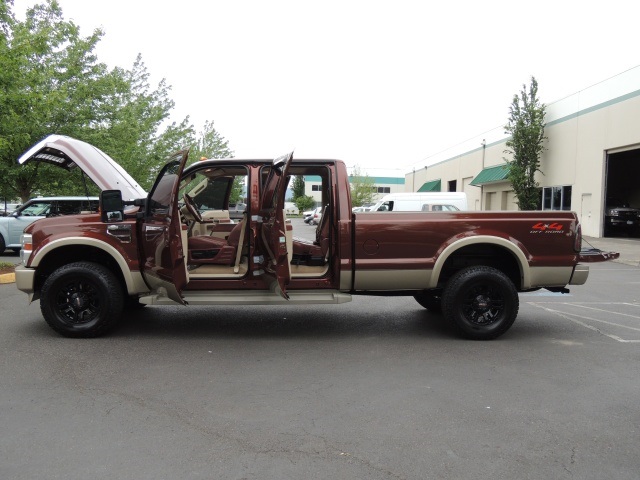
<box><xmin>528</xmin><ymin>302</ymin><xmax>640</xmax><ymax>343</ymax></box>
<box><xmin>563</xmin><ymin>303</ymin><xmax>640</xmax><ymax>320</ymax></box>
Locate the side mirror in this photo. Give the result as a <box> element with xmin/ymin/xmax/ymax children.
<box><xmin>100</xmin><ymin>189</ymin><xmax>124</xmax><ymax>222</ymax></box>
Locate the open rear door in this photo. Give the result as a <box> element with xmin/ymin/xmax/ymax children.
<box><xmin>258</xmin><ymin>152</ymin><xmax>294</xmax><ymax>299</ymax></box>
<box><xmin>139</xmin><ymin>151</ymin><xmax>190</xmax><ymax>304</ymax></box>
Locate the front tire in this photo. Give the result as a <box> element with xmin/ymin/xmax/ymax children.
<box><xmin>40</xmin><ymin>262</ymin><xmax>124</xmax><ymax>338</ymax></box>
<box><xmin>442</xmin><ymin>266</ymin><xmax>519</xmax><ymax>340</ymax></box>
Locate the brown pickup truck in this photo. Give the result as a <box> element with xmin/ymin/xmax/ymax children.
<box><xmin>15</xmin><ymin>135</ymin><xmax>618</xmax><ymax>339</ymax></box>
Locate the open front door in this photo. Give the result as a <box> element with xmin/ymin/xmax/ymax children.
<box><xmin>258</xmin><ymin>152</ymin><xmax>294</xmax><ymax>299</ymax></box>
<box><xmin>140</xmin><ymin>151</ymin><xmax>190</xmax><ymax>304</ymax></box>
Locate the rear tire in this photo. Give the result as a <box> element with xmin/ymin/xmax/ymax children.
<box><xmin>40</xmin><ymin>262</ymin><xmax>124</xmax><ymax>338</ymax></box>
<box><xmin>0</xmin><ymin>234</ymin><xmax>5</xmax><ymax>253</ymax></box>
<box><xmin>442</xmin><ymin>266</ymin><xmax>519</xmax><ymax>340</ymax></box>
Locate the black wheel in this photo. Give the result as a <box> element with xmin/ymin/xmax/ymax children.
<box><xmin>40</xmin><ymin>262</ymin><xmax>124</xmax><ymax>338</ymax></box>
<box><xmin>414</xmin><ymin>290</ymin><xmax>442</xmax><ymax>313</ymax></box>
<box><xmin>0</xmin><ymin>234</ymin><xmax>5</xmax><ymax>253</ymax></box>
<box><xmin>442</xmin><ymin>266</ymin><xmax>519</xmax><ymax>340</ymax></box>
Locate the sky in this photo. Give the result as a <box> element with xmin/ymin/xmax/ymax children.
<box><xmin>18</xmin><ymin>0</ymin><xmax>640</xmax><ymax>177</ymax></box>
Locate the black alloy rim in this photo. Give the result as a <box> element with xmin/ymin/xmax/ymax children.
<box><xmin>54</xmin><ymin>279</ymin><xmax>101</xmax><ymax>325</ymax></box>
<box><xmin>460</xmin><ymin>283</ymin><xmax>505</xmax><ymax>326</ymax></box>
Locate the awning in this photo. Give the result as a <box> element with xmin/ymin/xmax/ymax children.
<box><xmin>470</xmin><ymin>164</ymin><xmax>510</xmax><ymax>186</ymax></box>
<box><xmin>417</xmin><ymin>179</ymin><xmax>441</xmax><ymax>192</ymax></box>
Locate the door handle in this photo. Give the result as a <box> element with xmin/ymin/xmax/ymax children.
<box><xmin>145</xmin><ymin>225</ymin><xmax>165</xmax><ymax>241</ymax></box>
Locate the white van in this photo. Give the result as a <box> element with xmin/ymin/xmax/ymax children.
<box><xmin>370</xmin><ymin>192</ymin><xmax>468</xmax><ymax>212</ymax></box>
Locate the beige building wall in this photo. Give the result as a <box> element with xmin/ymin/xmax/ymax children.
<box><xmin>405</xmin><ymin>66</ymin><xmax>640</xmax><ymax>237</ymax></box>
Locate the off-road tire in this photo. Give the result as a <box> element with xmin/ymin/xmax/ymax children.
<box><xmin>40</xmin><ymin>261</ymin><xmax>124</xmax><ymax>338</ymax></box>
<box><xmin>442</xmin><ymin>266</ymin><xmax>519</xmax><ymax>340</ymax></box>
<box><xmin>0</xmin><ymin>234</ymin><xmax>5</xmax><ymax>253</ymax></box>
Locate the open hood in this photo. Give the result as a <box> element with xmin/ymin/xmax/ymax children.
<box><xmin>17</xmin><ymin>134</ymin><xmax>147</xmax><ymax>200</ymax></box>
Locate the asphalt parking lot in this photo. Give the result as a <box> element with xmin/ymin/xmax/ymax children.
<box><xmin>1</xmin><ymin>237</ymin><xmax>639</xmax><ymax>479</ymax></box>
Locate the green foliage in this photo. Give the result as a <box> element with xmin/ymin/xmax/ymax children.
<box><xmin>504</xmin><ymin>77</ymin><xmax>546</xmax><ymax>210</ymax></box>
<box><xmin>291</xmin><ymin>176</ymin><xmax>305</xmax><ymax>199</ymax></box>
<box><xmin>294</xmin><ymin>194</ymin><xmax>316</xmax><ymax>213</ymax></box>
<box><xmin>229</xmin><ymin>177</ymin><xmax>245</xmax><ymax>204</ymax></box>
<box><xmin>0</xmin><ymin>0</ymin><xmax>231</xmax><ymax>202</ymax></box>
<box><xmin>188</xmin><ymin>120</ymin><xmax>233</xmax><ymax>164</ymax></box>
<box><xmin>190</xmin><ymin>120</ymin><xmax>238</xmax><ymax>201</ymax></box>
<box><xmin>350</xmin><ymin>165</ymin><xmax>375</xmax><ymax>207</ymax></box>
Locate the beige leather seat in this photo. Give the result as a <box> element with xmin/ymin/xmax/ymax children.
<box><xmin>292</xmin><ymin>204</ymin><xmax>330</xmax><ymax>264</ymax></box>
<box><xmin>188</xmin><ymin>219</ymin><xmax>244</xmax><ymax>266</ymax></box>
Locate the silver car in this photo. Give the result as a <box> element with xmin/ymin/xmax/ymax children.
<box><xmin>0</xmin><ymin>197</ymin><xmax>98</xmax><ymax>252</ymax></box>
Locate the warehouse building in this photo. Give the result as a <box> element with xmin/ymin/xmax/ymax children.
<box><xmin>406</xmin><ymin>66</ymin><xmax>640</xmax><ymax>238</ymax></box>
<box><xmin>304</xmin><ymin>174</ymin><xmax>405</xmax><ymax>205</ymax></box>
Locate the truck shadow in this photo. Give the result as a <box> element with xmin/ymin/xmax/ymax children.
<box><xmin>115</xmin><ymin>304</ymin><xmax>457</xmax><ymax>340</ymax></box>
<box><xmin>113</xmin><ymin>304</ymin><xmax>548</xmax><ymax>341</ymax></box>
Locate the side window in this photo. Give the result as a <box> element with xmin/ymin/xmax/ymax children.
<box><xmin>55</xmin><ymin>200</ymin><xmax>81</xmax><ymax>215</ymax></box>
<box><xmin>19</xmin><ymin>201</ymin><xmax>51</xmax><ymax>216</ymax></box>
<box><xmin>377</xmin><ymin>201</ymin><xmax>393</xmax><ymax>212</ymax></box>
<box><xmin>180</xmin><ymin>169</ymin><xmax>248</xmax><ymax>212</ymax></box>
<box><xmin>148</xmin><ymin>162</ymin><xmax>180</xmax><ymax>217</ymax></box>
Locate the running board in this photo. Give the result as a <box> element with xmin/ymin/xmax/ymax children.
<box><xmin>139</xmin><ymin>289</ymin><xmax>352</xmax><ymax>306</ymax></box>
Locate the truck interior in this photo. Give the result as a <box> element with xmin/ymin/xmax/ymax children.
<box><xmin>177</xmin><ymin>163</ymin><xmax>333</xmax><ymax>281</ymax></box>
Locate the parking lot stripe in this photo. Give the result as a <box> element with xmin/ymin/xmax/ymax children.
<box><xmin>528</xmin><ymin>303</ymin><xmax>640</xmax><ymax>343</ymax></box>
<box><xmin>563</xmin><ymin>303</ymin><xmax>640</xmax><ymax>320</ymax></box>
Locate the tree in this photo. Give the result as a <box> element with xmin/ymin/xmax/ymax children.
<box><xmin>189</xmin><ymin>120</ymin><xmax>238</xmax><ymax>202</ymax></box>
<box><xmin>504</xmin><ymin>76</ymin><xmax>546</xmax><ymax>210</ymax></box>
<box><xmin>291</xmin><ymin>176</ymin><xmax>305</xmax><ymax>199</ymax></box>
<box><xmin>295</xmin><ymin>195</ymin><xmax>315</xmax><ymax>213</ymax></box>
<box><xmin>188</xmin><ymin>120</ymin><xmax>233</xmax><ymax>164</ymax></box>
<box><xmin>0</xmin><ymin>0</ymin><xmax>229</xmax><ymax>201</ymax></box>
<box><xmin>349</xmin><ymin>165</ymin><xmax>375</xmax><ymax>207</ymax></box>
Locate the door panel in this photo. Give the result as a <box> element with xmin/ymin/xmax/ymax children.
<box><xmin>258</xmin><ymin>152</ymin><xmax>294</xmax><ymax>299</ymax></box>
<box><xmin>139</xmin><ymin>152</ymin><xmax>190</xmax><ymax>304</ymax></box>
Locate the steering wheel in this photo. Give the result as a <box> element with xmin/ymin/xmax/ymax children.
<box><xmin>183</xmin><ymin>194</ymin><xmax>203</xmax><ymax>223</ymax></box>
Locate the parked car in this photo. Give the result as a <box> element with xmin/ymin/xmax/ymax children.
<box><xmin>352</xmin><ymin>206</ymin><xmax>367</xmax><ymax>213</ymax></box>
<box><xmin>604</xmin><ymin>197</ymin><xmax>640</xmax><ymax>235</ymax></box>
<box><xmin>1</xmin><ymin>203</ymin><xmax>21</xmax><ymax>217</ymax></box>
<box><xmin>310</xmin><ymin>206</ymin><xmax>323</xmax><ymax>225</ymax></box>
<box><xmin>370</xmin><ymin>192</ymin><xmax>468</xmax><ymax>212</ymax></box>
<box><xmin>284</xmin><ymin>202</ymin><xmax>299</xmax><ymax>215</ymax></box>
<box><xmin>228</xmin><ymin>202</ymin><xmax>246</xmax><ymax>220</ymax></box>
<box><xmin>303</xmin><ymin>207</ymin><xmax>319</xmax><ymax>224</ymax></box>
<box><xmin>0</xmin><ymin>197</ymin><xmax>98</xmax><ymax>253</ymax></box>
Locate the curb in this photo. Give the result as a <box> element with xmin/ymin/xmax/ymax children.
<box><xmin>0</xmin><ymin>272</ymin><xmax>15</xmax><ymax>284</ymax></box>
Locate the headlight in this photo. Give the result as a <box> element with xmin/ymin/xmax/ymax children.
<box><xmin>610</xmin><ymin>210</ymin><xmax>619</xmax><ymax>216</ymax></box>
<box><xmin>20</xmin><ymin>233</ymin><xmax>33</xmax><ymax>266</ymax></box>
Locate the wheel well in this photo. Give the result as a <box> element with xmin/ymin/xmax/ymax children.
<box><xmin>34</xmin><ymin>245</ymin><xmax>127</xmax><ymax>294</ymax></box>
<box><xmin>437</xmin><ymin>244</ymin><xmax>522</xmax><ymax>289</ymax></box>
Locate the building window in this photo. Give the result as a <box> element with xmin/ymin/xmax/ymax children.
<box><xmin>448</xmin><ymin>180</ymin><xmax>457</xmax><ymax>192</ymax></box>
<box><xmin>377</xmin><ymin>186</ymin><xmax>390</xmax><ymax>194</ymax></box>
<box><xmin>311</xmin><ymin>184</ymin><xmax>322</xmax><ymax>191</ymax></box>
<box><xmin>542</xmin><ymin>185</ymin><xmax>572</xmax><ymax>211</ymax></box>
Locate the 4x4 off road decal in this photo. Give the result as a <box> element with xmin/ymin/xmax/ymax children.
<box><xmin>531</xmin><ymin>222</ymin><xmax>565</xmax><ymax>234</ymax></box>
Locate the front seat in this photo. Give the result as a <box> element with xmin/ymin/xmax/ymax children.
<box><xmin>292</xmin><ymin>204</ymin><xmax>330</xmax><ymax>265</ymax></box>
<box><xmin>188</xmin><ymin>217</ymin><xmax>245</xmax><ymax>266</ymax></box>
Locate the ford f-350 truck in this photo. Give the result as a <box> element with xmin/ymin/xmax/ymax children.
<box><xmin>14</xmin><ymin>135</ymin><xmax>618</xmax><ymax>339</ymax></box>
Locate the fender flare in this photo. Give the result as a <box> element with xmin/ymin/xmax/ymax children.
<box><xmin>30</xmin><ymin>237</ymin><xmax>146</xmax><ymax>295</ymax></box>
<box><xmin>429</xmin><ymin>235</ymin><xmax>530</xmax><ymax>289</ymax></box>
